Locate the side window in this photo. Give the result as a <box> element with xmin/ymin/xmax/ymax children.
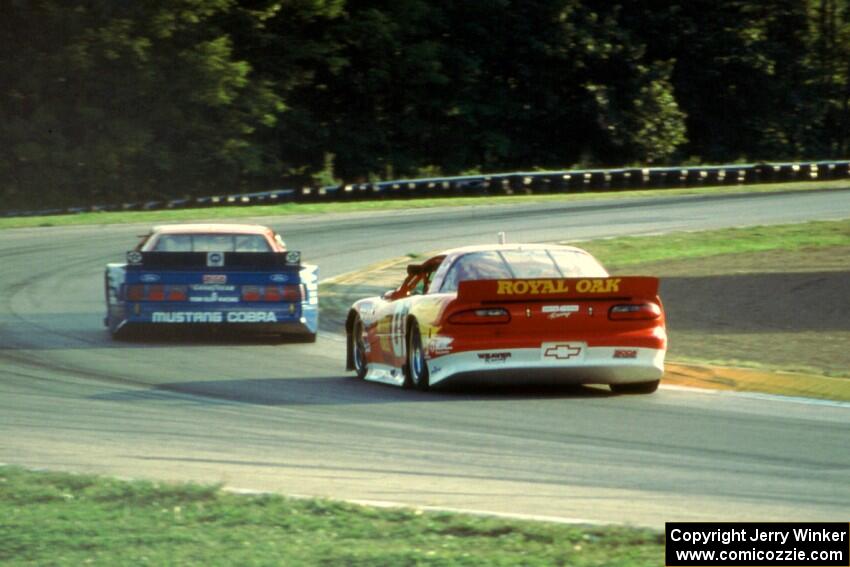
<box><xmin>410</xmin><ymin>275</ymin><xmax>427</xmax><ymax>296</ymax></box>
<box><xmin>440</xmin><ymin>252</ymin><xmax>512</xmax><ymax>292</ymax></box>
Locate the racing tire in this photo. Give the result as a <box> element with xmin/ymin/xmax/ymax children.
<box><xmin>350</xmin><ymin>317</ymin><xmax>368</xmax><ymax>380</ymax></box>
<box><xmin>406</xmin><ymin>324</ymin><xmax>430</xmax><ymax>391</ymax></box>
<box><xmin>610</xmin><ymin>380</ymin><xmax>660</xmax><ymax>395</ymax></box>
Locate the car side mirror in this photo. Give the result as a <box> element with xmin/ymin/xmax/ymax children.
<box><xmin>383</xmin><ymin>289</ymin><xmax>395</xmax><ymax>300</ymax></box>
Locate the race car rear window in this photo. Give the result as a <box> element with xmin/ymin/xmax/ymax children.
<box><xmin>546</xmin><ymin>250</ymin><xmax>608</xmax><ymax>277</ymax></box>
<box><xmin>499</xmin><ymin>249</ymin><xmax>562</xmax><ymax>278</ymax></box>
<box><xmin>440</xmin><ymin>248</ymin><xmax>608</xmax><ymax>292</ymax></box>
<box><xmin>152</xmin><ymin>234</ymin><xmax>271</xmax><ymax>252</ymax></box>
<box><xmin>440</xmin><ymin>251</ymin><xmax>512</xmax><ymax>292</ymax></box>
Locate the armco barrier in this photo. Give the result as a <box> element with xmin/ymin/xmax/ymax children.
<box><xmin>2</xmin><ymin>160</ymin><xmax>849</xmax><ymax>218</ymax></box>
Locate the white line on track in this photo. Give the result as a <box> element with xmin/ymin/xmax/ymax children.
<box><xmin>224</xmin><ymin>486</ymin><xmax>610</xmax><ymax>526</ymax></box>
<box><xmin>661</xmin><ymin>384</ymin><xmax>850</xmax><ymax>409</ymax></box>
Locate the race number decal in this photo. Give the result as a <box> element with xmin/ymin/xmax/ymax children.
<box><xmin>391</xmin><ymin>303</ymin><xmax>409</xmax><ymax>357</ymax></box>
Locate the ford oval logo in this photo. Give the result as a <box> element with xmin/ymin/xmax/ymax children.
<box><xmin>270</xmin><ymin>274</ymin><xmax>288</xmax><ymax>282</ymax></box>
<box><xmin>207</xmin><ymin>252</ymin><xmax>225</xmax><ymax>267</ymax></box>
<box><xmin>140</xmin><ymin>274</ymin><xmax>160</xmax><ymax>283</ymax></box>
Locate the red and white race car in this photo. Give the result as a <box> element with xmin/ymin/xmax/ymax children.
<box><xmin>345</xmin><ymin>243</ymin><xmax>666</xmax><ymax>393</ymax></box>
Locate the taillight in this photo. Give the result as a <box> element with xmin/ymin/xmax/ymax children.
<box><xmin>608</xmin><ymin>303</ymin><xmax>661</xmax><ymax>320</ymax></box>
<box><xmin>124</xmin><ymin>284</ymin><xmax>187</xmax><ymax>301</ymax></box>
<box><xmin>126</xmin><ymin>285</ymin><xmax>144</xmax><ymax>301</ymax></box>
<box><xmin>147</xmin><ymin>285</ymin><xmax>165</xmax><ymax>301</ymax></box>
<box><xmin>166</xmin><ymin>286</ymin><xmax>187</xmax><ymax>301</ymax></box>
<box><xmin>448</xmin><ymin>308</ymin><xmax>511</xmax><ymax>324</ymax></box>
<box><xmin>242</xmin><ymin>285</ymin><xmax>303</xmax><ymax>302</ymax></box>
<box><xmin>242</xmin><ymin>285</ymin><xmax>262</xmax><ymax>301</ymax></box>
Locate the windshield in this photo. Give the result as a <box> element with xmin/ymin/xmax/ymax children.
<box><xmin>440</xmin><ymin>248</ymin><xmax>608</xmax><ymax>292</ymax></box>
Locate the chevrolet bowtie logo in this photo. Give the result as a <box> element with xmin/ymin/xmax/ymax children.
<box><xmin>544</xmin><ymin>344</ymin><xmax>582</xmax><ymax>359</ymax></box>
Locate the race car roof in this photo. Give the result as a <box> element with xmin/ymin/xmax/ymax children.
<box><xmin>150</xmin><ymin>223</ymin><xmax>273</xmax><ymax>235</ymax></box>
<box><xmin>439</xmin><ymin>243</ymin><xmax>592</xmax><ymax>256</ymax></box>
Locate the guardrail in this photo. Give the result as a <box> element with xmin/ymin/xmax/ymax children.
<box><xmin>3</xmin><ymin>160</ymin><xmax>849</xmax><ymax>218</ymax></box>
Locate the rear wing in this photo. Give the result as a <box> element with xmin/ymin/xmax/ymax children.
<box><xmin>457</xmin><ymin>277</ymin><xmax>659</xmax><ymax>303</ymax></box>
<box><xmin>125</xmin><ymin>250</ymin><xmax>302</xmax><ymax>271</ymax></box>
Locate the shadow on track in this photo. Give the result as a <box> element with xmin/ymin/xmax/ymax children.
<box><xmin>90</xmin><ymin>376</ymin><xmax>616</xmax><ymax>406</ymax></box>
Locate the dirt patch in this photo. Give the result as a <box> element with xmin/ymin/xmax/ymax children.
<box><xmin>608</xmin><ymin>247</ymin><xmax>850</xmax><ymax>377</ymax></box>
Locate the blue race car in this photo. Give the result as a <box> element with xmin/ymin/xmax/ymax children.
<box><xmin>104</xmin><ymin>223</ymin><xmax>318</xmax><ymax>341</ymax></box>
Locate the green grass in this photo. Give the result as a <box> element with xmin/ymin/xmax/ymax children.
<box><xmin>2</xmin><ymin>178</ymin><xmax>849</xmax><ymax>230</ymax></box>
<box><xmin>0</xmin><ymin>466</ymin><xmax>662</xmax><ymax>567</ymax></box>
<box><xmin>570</xmin><ymin>218</ymin><xmax>850</xmax><ymax>267</ymax></box>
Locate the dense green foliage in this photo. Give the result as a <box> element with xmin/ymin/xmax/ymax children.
<box><xmin>2</xmin><ymin>0</ymin><xmax>850</xmax><ymax>209</ymax></box>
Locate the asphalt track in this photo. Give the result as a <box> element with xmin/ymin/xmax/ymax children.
<box><xmin>1</xmin><ymin>189</ymin><xmax>849</xmax><ymax>527</ymax></box>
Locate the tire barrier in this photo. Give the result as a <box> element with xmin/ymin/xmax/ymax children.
<box><xmin>3</xmin><ymin>160</ymin><xmax>849</xmax><ymax>218</ymax></box>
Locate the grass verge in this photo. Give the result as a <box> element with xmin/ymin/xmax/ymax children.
<box><xmin>2</xmin><ymin>179</ymin><xmax>849</xmax><ymax>230</ymax></box>
<box><xmin>0</xmin><ymin>466</ymin><xmax>662</xmax><ymax>567</ymax></box>
<box><xmin>569</xmin><ymin>218</ymin><xmax>850</xmax><ymax>267</ymax></box>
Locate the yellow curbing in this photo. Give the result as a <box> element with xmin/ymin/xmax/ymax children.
<box><xmin>320</xmin><ymin>255</ymin><xmax>414</xmax><ymax>286</ymax></box>
<box><xmin>319</xmin><ymin>256</ymin><xmax>850</xmax><ymax>402</ymax></box>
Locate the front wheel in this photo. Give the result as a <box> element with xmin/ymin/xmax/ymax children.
<box><xmin>610</xmin><ymin>380</ymin><xmax>660</xmax><ymax>395</ymax></box>
<box><xmin>406</xmin><ymin>324</ymin><xmax>430</xmax><ymax>391</ymax></box>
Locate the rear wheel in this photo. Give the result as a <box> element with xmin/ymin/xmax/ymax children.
<box><xmin>406</xmin><ymin>324</ymin><xmax>430</xmax><ymax>391</ymax></box>
<box><xmin>351</xmin><ymin>317</ymin><xmax>368</xmax><ymax>379</ymax></box>
<box><xmin>610</xmin><ymin>380</ymin><xmax>660</xmax><ymax>395</ymax></box>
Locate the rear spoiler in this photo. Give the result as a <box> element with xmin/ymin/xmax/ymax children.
<box><xmin>457</xmin><ymin>277</ymin><xmax>658</xmax><ymax>303</ymax></box>
<box><xmin>125</xmin><ymin>250</ymin><xmax>302</xmax><ymax>270</ymax></box>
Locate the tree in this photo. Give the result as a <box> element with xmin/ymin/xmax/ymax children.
<box><xmin>0</xmin><ymin>0</ymin><xmax>284</xmax><ymax>209</ymax></box>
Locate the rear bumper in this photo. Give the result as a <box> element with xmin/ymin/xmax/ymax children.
<box><xmin>107</xmin><ymin>301</ymin><xmax>318</xmax><ymax>336</ymax></box>
<box><xmin>426</xmin><ymin>346</ymin><xmax>664</xmax><ymax>387</ymax></box>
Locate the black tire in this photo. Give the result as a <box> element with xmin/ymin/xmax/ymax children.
<box><xmin>610</xmin><ymin>380</ymin><xmax>660</xmax><ymax>395</ymax></box>
<box><xmin>350</xmin><ymin>317</ymin><xmax>368</xmax><ymax>380</ymax></box>
<box><xmin>406</xmin><ymin>324</ymin><xmax>430</xmax><ymax>391</ymax></box>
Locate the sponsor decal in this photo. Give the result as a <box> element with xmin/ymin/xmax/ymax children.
<box><xmin>542</xmin><ymin>304</ymin><xmax>579</xmax><ymax>320</ymax></box>
<box><xmin>496</xmin><ymin>278</ymin><xmax>621</xmax><ymax>295</ymax></box>
<box><xmin>207</xmin><ymin>252</ymin><xmax>224</xmax><ymax>267</ymax></box>
<box><xmin>126</xmin><ymin>251</ymin><xmax>143</xmax><ymax>265</ymax></box>
<box><xmin>270</xmin><ymin>274</ymin><xmax>289</xmax><ymax>283</ymax></box>
<box><xmin>140</xmin><ymin>274</ymin><xmax>160</xmax><ymax>283</ymax></box>
<box><xmin>189</xmin><ymin>293</ymin><xmax>239</xmax><ymax>303</ymax></box>
<box><xmin>152</xmin><ymin>312</ymin><xmax>223</xmax><ymax>323</ymax></box>
<box><xmin>285</xmin><ymin>251</ymin><xmax>301</xmax><ymax>265</ymax></box>
<box><xmin>203</xmin><ymin>274</ymin><xmax>227</xmax><ymax>284</ymax></box>
<box><xmin>191</xmin><ymin>284</ymin><xmax>235</xmax><ymax>291</ymax></box>
<box><xmin>478</xmin><ymin>352</ymin><xmax>512</xmax><ymax>363</ymax></box>
<box><xmin>543</xmin><ymin>344</ymin><xmax>582</xmax><ymax>360</ymax></box>
<box><xmin>428</xmin><ymin>336</ymin><xmax>454</xmax><ymax>356</ymax></box>
<box><xmin>613</xmin><ymin>349</ymin><xmax>638</xmax><ymax>359</ymax></box>
<box><xmin>151</xmin><ymin>311</ymin><xmax>278</xmax><ymax>323</ymax></box>
<box><xmin>226</xmin><ymin>311</ymin><xmax>277</xmax><ymax>323</ymax></box>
